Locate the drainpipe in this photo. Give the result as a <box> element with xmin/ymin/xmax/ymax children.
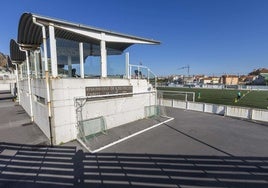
<box><xmin>19</xmin><ymin>48</ymin><xmax>33</xmax><ymax>122</ymax></box>
<box><xmin>12</xmin><ymin>63</ymin><xmax>20</xmax><ymax>103</ymax></box>
<box><xmin>33</xmin><ymin>17</ymin><xmax>54</xmax><ymax>146</ymax></box>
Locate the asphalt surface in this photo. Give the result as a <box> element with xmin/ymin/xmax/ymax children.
<box><xmin>0</xmin><ymin>91</ymin><xmax>268</xmax><ymax>188</ymax></box>
<box><xmin>102</xmin><ymin>107</ymin><xmax>268</xmax><ymax>156</ymax></box>
<box><xmin>0</xmin><ymin>91</ymin><xmax>49</xmax><ymax>145</ymax></box>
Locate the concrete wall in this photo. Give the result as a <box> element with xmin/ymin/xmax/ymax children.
<box><xmin>31</xmin><ymin>79</ymin><xmax>50</xmax><ymax>138</ymax></box>
<box><xmin>18</xmin><ymin>78</ymin><xmax>155</xmax><ymax>144</ymax></box>
<box><xmin>50</xmin><ymin>78</ymin><xmax>155</xmax><ymax>144</ymax></box>
<box><xmin>225</xmin><ymin>106</ymin><xmax>251</xmax><ymax>119</ymax></box>
<box><xmin>18</xmin><ymin>80</ymin><xmax>31</xmax><ymax>116</ymax></box>
<box><xmin>252</xmin><ymin>109</ymin><xmax>268</xmax><ymax>122</ymax></box>
<box><xmin>18</xmin><ymin>79</ymin><xmax>50</xmax><ymax>138</ymax></box>
<box><xmin>82</xmin><ymin>93</ymin><xmax>155</xmax><ymax>129</ymax></box>
<box><xmin>161</xmin><ymin>99</ymin><xmax>268</xmax><ymax>123</ymax></box>
<box><xmin>187</xmin><ymin>101</ymin><xmax>204</xmax><ymax>112</ymax></box>
<box><xmin>173</xmin><ymin>100</ymin><xmax>187</xmax><ymax>109</ymax></box>
<box><xmin>204</xmin><ymin>103</ymin><xmax>225</xmax><ymax>115</ymax></box>
<box><xmin>0</xmin><ymin>80</ymin><xmax>11</xmax><ymax>91</ymax></box>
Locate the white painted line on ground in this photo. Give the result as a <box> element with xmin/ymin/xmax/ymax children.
<box><xmin>76</xmin><ymin>138</ymin><xmax>93</xmax><ymax>153</ymax></box>
<box><xmin>91</xmin><ymin>117</ymin><xmax>175</xmax><ymax>153</ymax></box>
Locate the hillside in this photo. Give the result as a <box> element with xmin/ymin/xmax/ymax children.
<box><xmin>0</xmin><ymin>52</ymin><xmax>7</xmax><ymax>67</ymax></box>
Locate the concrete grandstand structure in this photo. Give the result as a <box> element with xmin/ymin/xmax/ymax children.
<box><xmin>10</xmin><ymin>13</ymin><xmax>160</xmax><ymax>145</ymax></box>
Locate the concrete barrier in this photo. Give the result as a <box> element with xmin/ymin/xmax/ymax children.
<box><xmin>187</xmin><ymin>101</ymin><xmax>204</xmax><ymax>112</ymax></box>
<box><xmin>162</xmin><ymin>99</ymin><xmax>172</xmax><ymax>107</ymax></box>
<box><xmin>204</xmin><ymin>104</ymin><xmax>225</xmax><ymax>115</ymax></box>
<box><xmin>252</xmin><ymin>109</ymin><xmax>268</xmax><ymax>122</ymax></box>
<box><xmin>173</xmin><ymin>100</ymin><xmax>187</xmax><ymax>109</ymax></box>
<box><xmin>226</xmin><ymin>106</ymin><xmax>251</xmax><ymax>119</ymax></box>
<box><xmin>160</xmin><ymin>98</ymin><xmax>268</xmax><ymax>123</ymax></box>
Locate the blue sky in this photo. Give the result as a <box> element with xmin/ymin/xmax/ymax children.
<box><xmin>0</xmin><ymin>0</ymin><xmax>268</xmax><ymax>76</ymax></box>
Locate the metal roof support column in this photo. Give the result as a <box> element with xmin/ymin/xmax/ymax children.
<box><xmin>125</xmin><ymin>52</ymin><xmax>130</xmax><ymax>79</ymax></box>
<box><xmin>19</xmin><ymin>64</ymin><xmax>23</xmax><ymax>80</ymax></box>
<box><xmin>34</xmin><ymin>50</ymin><xmax>40</xmax><ymax>78</ymax></box>
<box><xmin>33</xmin><ymin>51</ymin><xmax>37</xmax><ymax>78</ymax></box>
<box><xmin>12</xmin><ymin>63</ymin><xmax>20</xmax><ymax>103</ymax></box>
<box><xmin>79</xmin><ymin>42</ymin><xmax>84</xmax><ymax>78</ymax></box>
<box><xmin>100</xmin><ymin>33</ymin><xmax>107</xmax><ymax>78</ymax></box>
<box><xmin>21</xmin><ymin>50</ymin><xmax>33</xmax><ymax>122</ymax></box>
<box><xmin>49</xmin><ymin>24</ymin><xmax>58</xmax><ymax>78</ymax></box>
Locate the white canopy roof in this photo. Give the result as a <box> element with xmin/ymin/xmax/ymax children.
<box><xmin>17</xmin><ymin>13</ymin><xmax>160</xmax><ymax>54</ymax></box>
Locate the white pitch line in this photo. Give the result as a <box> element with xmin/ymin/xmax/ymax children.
<box><xmin>240</xmin><ymin>90</ymin><xmax>252</xmax><ymax>100</ymax></box>
<box><xmin>91</xmin><ymin>117</ymin><xmax>175</xmax><ymax>153</ymax></box>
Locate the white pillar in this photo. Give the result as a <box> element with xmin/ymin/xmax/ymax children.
<box><xmin>33</xmin><ymin>52</ymin><xmax>38</xmax><ymax>78</ymax></box>
<box><xmin>49</xmin><ymin>24</ymin><xmax>58</xmax><ymax>78</ymax></box>
<box><xmin>125</xmin><ymin>52</ymin><xmax>129</xmax><ymax>79</ymax></box>
<box><xmin>79</xmin><ymin>42</ymin><xmax>84</xmax><ymax>78</ymax></box>
<box><xmin>19</xmin><ymin>64</ymin><xmax>23</xmax><ymax>80</ymax></box>
<box><xmin>35</xmin><ymin>51</ymin><xmax>40</xmax><ymax>78</ymax></box>
<box><xmin>100</xmin><ymin>33</ymin><xmax>107</xmax><ymax>78</ymax></box>
<box><xmin>25</xmin><ymin>51</ymin><xmax>34</xmax><ymax>122</ymax></box>
<box><xmin>13</xmin><ymin>63</ymin><xmax>20</xmax><ymax>103</ymax></box>
<box><xmin>68</xmin><ymin>56</ymin><xmax>72</xmax><ymax>77</ymax></box>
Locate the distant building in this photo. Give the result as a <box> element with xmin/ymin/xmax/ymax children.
<box><xmin>252</xmin><ymin>73</ymin><xmax>268</xmax><ymax>85</ymax></box>
<box><xmin>194</xmin><ymin>75</ymin><xmax>205</xmax><ymax>83</ymax></box>
<box><xmin>211</xmin><ymin>76</ymin><xmax>221</xmax><ymax>84</ymax></box>
<box><xmin>183</xmin><ymin>76</ymin><xmax>195</xmax><ymax>84</ymax></box>
<box><xmin>222</xmin><ymin>75</ymin><xmax>239</xmax><ymax>85</ymax></box>
<box><xmin>200</xmin><ymin>76</ymin><xmax>220</xmax><ymax>84</ymax></box>
<box><xmin>200</xmin><ymin>77</ymin><xmax>212</xmax><ymax>84</ymax></box>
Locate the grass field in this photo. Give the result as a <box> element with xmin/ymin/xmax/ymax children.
<box><xmin>158</xmin><ymin>87</ymin><xmax>268</xmax><ymax>109</ymax></box>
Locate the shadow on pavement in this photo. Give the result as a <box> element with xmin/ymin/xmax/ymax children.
<box><xmin>0</xmin><ymin>142</ymin><xmax>267</xmax><ymax>188</ymax></box>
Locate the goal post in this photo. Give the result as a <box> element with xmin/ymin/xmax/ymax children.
<box><xmin>157</xmin><ymin>90</ymin><xmax>195</xmax><ymax>102</ymax></box>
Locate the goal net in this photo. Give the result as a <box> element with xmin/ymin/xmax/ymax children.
<box><xmin>157</xmin><ymin>90</ymin><xmax>195</xmax><ymax>102</ymax></box>
<box><xmin>75</xmin><ymin>91</ymin><xmax>168</xmax><ymax>151</ymax></box>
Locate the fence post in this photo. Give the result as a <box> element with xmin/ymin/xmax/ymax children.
<box><xmin>224</xmin><ymin>106</ymin><xmax>227</xmax><ymax>116</ymax></box>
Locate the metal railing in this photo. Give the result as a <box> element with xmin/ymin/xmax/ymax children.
<box><xmin>128</xmin><ymin>64</ymin><xmax>157</xmax><ymax>88</ymax></box>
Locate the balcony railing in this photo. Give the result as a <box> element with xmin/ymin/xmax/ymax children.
<box><xmin>128</xmin><ymin>64</ymin><xmax>157</xmax><ymax>88</ymax></box>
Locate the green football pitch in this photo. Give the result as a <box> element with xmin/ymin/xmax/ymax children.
<box><xmin>158</xmin><ymin>87</ymin><xmax>268</xmax><ymax>109</ymax></box>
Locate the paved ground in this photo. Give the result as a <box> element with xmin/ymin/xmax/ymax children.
<box><xmin>0</xmin><ymin>91</ymin><xmax>268</xmax><ymax>187</ymax></box>
<box><xmin>83</xmin><ymin>116</ymin><xmax>169</xmax><ymax>151</ymax></box>
<box><xmin>102</xmin><ymin>107</ymin><xmax>268</xmax><ymax>156</ymax></box>
<box><xmin>0</xmin><ymin>91</ymin><xmax>49</xmax><ymax>145</ymax></box>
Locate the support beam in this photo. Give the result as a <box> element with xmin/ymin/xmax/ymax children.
<box><xmin>79</xmin><ymin>42</ymin><xmax>84</xmax><ymax>78</ymax></box>
<box><xmin>49</xmin><ymin>24</ymin><xmax>58</xmax><ymax>78</ymax></box>
<box><xmin>100</xmin><ymin>33</ymin><xmax>107</xmax><ymax>78</ymax></box>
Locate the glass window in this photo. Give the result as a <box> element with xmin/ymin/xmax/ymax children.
<box><xmin>83</xmin><ymin>43</ymin><xmax>101</xmax><ymax>78</ymax></box>
<box><xmin>56</xmin><ymin>38</ymin><xmax>80</xmax><ymax>78</ymax></box>
<box><xmin>40</xmin><ymin>41</ymin><xmax>51</xmax><ymax>76</ymax></box>
<box><xmin>107</xmin><ymin>55</ymin><xmax>125</xmax><ymax>78</ymax></box>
